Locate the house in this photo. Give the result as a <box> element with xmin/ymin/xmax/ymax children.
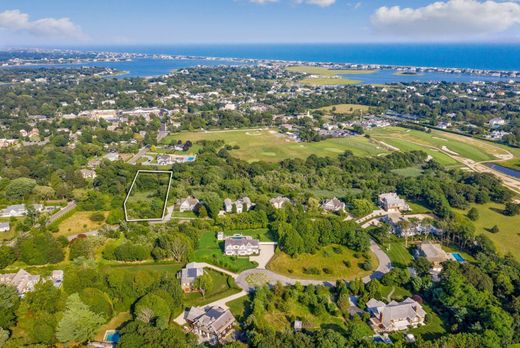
<box><xmin>104</xmin><ymin>152</ymin><xmax>120</xmax><ymax>162</ymax></box>
<box><xmin>0</xmin><ymin>204</ymin><xmax>43</xmax><ymax>218</ymax></box>
<box><xmin>223</xmin><ymin>197</ymin><xmax>254</xmax><ymax>214</ymax></box>
<box><xmin>270</xmin><ymin>196</ymin><xmax>291</xmax><ymax>209</ymax></box>
<box><xmin>488</xmin><ymin>117</ymin><xmax>506</xmax><ymax>128</ymax></box>
<box><xmin>0</xmin><ymin>269</ymin><xmax>40</xmax><ymax>296</ymax></box>
<box><xmin>217</xmin><ymin>232</ymin><xmax>225</xmax><ymax>241</ymax></box>
<box><xmin>321</xmin><ymin>197</ymin><xmax>345</xmax><ymax>212</ymax></box>
<box><xmin>80</xmin><ymin>169</ymin><xmax>97</xmax><ymax>179</ymax></box>
<box><xmin>366</xmin><ymin>298</ymin><xmax>426</xmax><ymax>332</ymax></box>
<box><xmin>178</xmin><ymin>262</ymin><xmax>204</xmax><ymax>293</ymax></box>
<box><xmin>0</xmin><ymin>222</ymin><xmax>10</xmax><ymax>232</ymax></box>
<box><xmin>383</xmin><ymin>214</ymin><xmax>439</xmax><ymax>238</ymax></box>
<box><xmin>185</xmin><ymin>306</ymin><xmax>236</xmax><ymax>345</ymax></box>
<box><xmin>416</xmin><ymin>241</ymin><xmax>450</xmax><ymax>271</ymax></box>
<box><xmin>224</xmin><ymin>234</ymin><xmax>260</xmax><ymax>256</ymax></box>
<box><xmin>378</xmin><ymin>193</ymin><xmax>410</xmax><ymax>212</ymax></box>
<box><xmin>50</xmin><ymin>270</ymin><xmax>64</xmax><ymax>288</ymax></box>
<box><xmin>294</xmin><ymin>320</ymin><xmax>303</xmax><ymax>332</ymax></box>
<box><xmin>179</xmin><ymin>196</ymin><xmax>200</xmax><ymax>212</ymax></box>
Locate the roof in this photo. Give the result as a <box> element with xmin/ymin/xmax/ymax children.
<box><xmin>418</xmin><ymin>242</ymin><xmax>449</xmax><ymax>263</ymax></box>
<box><xmin>0</xmin><ymin>222</ymin><xmax>9</xmax><ymax>229</ymax></box>
<box><xmin>270</xmin><ymin>196</ymin><xmax>290</xmax><ymax>204</ymax></box>
<box><xmin>369</xmin><ymin>297</ymin><xmax>426</xmax><ymax>328</ymax></box>
<box><xmin>181</xmin><ymin>196</ymin><xmax>199</xmax><ymax>206</ymax></box>
<box><xmin>225</xmin><ymin>235</ymin><xmax>259</xmax><ymax>248</ymax></box>
<box><xmin>187</xmin><ymin>306</ymin><xmax>236</xmax><ymax>336</ymax></box>
<box><xmin>180</xmin><ymin>263</ymin><xmax>204</xmax><ymax>284</ymax></box>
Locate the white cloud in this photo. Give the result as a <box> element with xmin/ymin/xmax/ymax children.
<box><xmin>0</xmin><ymin>9</ymin><xmax>87</xmax><ymax>41</ymax></box>
<box><xmin>371</xmin><ymin>0</ymin><xmax>520</xmax><ymax>40</ymax></box>
<box><xmin>294</xmin><ymin>0</ymin><xmax>336</xmax><ymax>7</ymax></box>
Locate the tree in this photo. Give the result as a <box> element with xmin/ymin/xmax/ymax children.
<box><xmin>467</xmin><ymin>207</ymin><xmax>479</xmax><ymax>221</ymax></box>
<box><xmin>194</xmin><ymin>273</ymin><xmax>214</xmax><ymax>297</ymax></box>
<box><xmin>490</xmin><ymin>225</ymin><xmax>500</xmax><ymax>233</ymax></box>
<box><xmin>0</xmin><ymin>246</ymin><xmax>16</xmax><ymax>269</ymax></box>
<box><xmin>414</xmin><ymin>256</ymin><xmax>432</xmax><ymax>276</ymax></box>
<box><xmin>152</xmin><ymin>233</ymin><xmax>193</xmax><ymax>262</ymax></box>
<box><xmin>5</xmin><ymin>177</ymin><xmax>37</xmax><ymax>199</ymax></box>
<box><xmin>56</xmin><ymin>293</ymin><xmax>105</xmax><ymax>344</ymax></box>
<box><xmin>504</xmin><ymin>202</ymin><xmax>520</xmax><ymax>216</ymax></box>
<box><xmin>350</xmin><ymin>199</ymin><xmax>375</xmax><ymax>217</ymax></box>
<box><xmin>0</xmin><ymin>284</ymin><xmax>20</xmax><ymax>329</ymax></box>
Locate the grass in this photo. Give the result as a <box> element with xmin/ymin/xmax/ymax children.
<box><xmin>455</xmin><ymin>202</ymin><xmax>520</xmax><ymax>259</ymax></box>
<box><xmin>94</xmin><ymin>311</ymin><xmax>131</xmax><ymax>341</ymax></box>
<box><xmin>368</xmin><ymin>127</ymin><xmax>512</xmax><ymax>164</ymax></box>
<box><xmin>55</xmin><ymin>211</ymin><xmax>108</xmax><ymax>237</ymax></box>
<box><xmin>267</xmin><ymin>244</ymin><xmax>378</xmax><ymax>281</ymax></box>
<box><xmin>391</xmin><ymin>166</ymin><xmax>423</xmax><ymax>178</ymax></box>
<box><xmin>300</xmin><ymin>77</ymin><xmax>360</xmax><ymax>86</ymax></box>
<box><xmin>125</xmin><ymin>171</ymin><xmax>171</xmax><ymax>220</ymax></box>
<box><xmin>184</xmin><ymin>269</ymin><xmax>241</xmax><ymax>307</ymax></box>
<box><xmin>226</xmin><ymin>294</ymin><xmax>250</xmax><ymax>321</ymax></box>
<box><xmin>105</xmin><ymin>261</ymin><xmax>183</xmax><ymax>273</ymax></box>
<box><xmin>316</xmin><ymin>103</ymin><xmax>370</xmax><ymax>114</ymax></box>
<box><xmin>287</xmin><ymin>66</ymin><xmax>377</xmax><ymax>76</ymax></box>
<box><xmin>380</xmin><ymin>285</ymin><xmax>412</xmax><ymax>301</ymax></box>
<box><xmin>163</xmin><ymin>128</ymin><xmax>387</xmax><ymax>163</ymax></box>
<box><xmin>383</xmin><ymin>241</ymin><xmax>414</xmax><ymax>268</ymax></box>
<box><xmin>191</xmin><ymin>231</ymin><xmax>258</xmax><ymax>273</ymax></box>
<box><xmin>223</xmin><ymin>228</ymin><xmax>275</xmax><ymax>242</ymax></box>
<box><xmin>407</xmin><ymin>304</ymin><xmax>447</xmax><ymax>341</ymax></box>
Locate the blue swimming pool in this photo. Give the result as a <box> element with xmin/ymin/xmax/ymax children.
<box><xmin>451</xmin><ymin>253</ymin><xmax>465</xmax><ymax>263</ymax></box>
<box><xmin>104</xmin><ymin>330</ymin><xmax>121</xmax><ymax>343</ymax></box>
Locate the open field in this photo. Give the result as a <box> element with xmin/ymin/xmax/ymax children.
<box><xmin>287</xmin><ymin>66</ymin><xmax>377</xmax><ymax>76</ymax></box>
<box><xmin>383</xmin><ymin>241</ymin><xmax>413</xmax><ymax>268</ymax></box>
<box><xmin>455</xmin><ymin>202</ymin><xmax>520</xmax><ymax>259</ymax></box>
<box><xmin>267</xmin><ymin>244</ymin><xmax>378</xmax><ymax>281</ymax></box>
<box><xmin>163</xmin><ymin>128</ymin><xmax>387</xmax><ymax>162</ymax></box>
<box><xmin>315</xmin><ymin>103</ymin><xmax>370</xmax><ymax>114</ymax></box>
<box><xmin>56</xmin><ymin>211</ymin><xmax>108</xmax><ymax>237</ymax></box>
<box><xmin>300</xmin><ymin>77</ymin><xmax>360</xmax><ymax>86</ymax></box>
<box><xmin>184</xmin><ymin>269</ymin><xmax>241</xmax><ymax>307</ymax></box>
<box><xmin>368</xmin><ymin>126</ymin><xmax>513</xmax><ymax>164</ymax></box>
<box><xmin>191</xmin><ymin>230</ymin><xmax>257</xmax><ymax>272</ymax></box>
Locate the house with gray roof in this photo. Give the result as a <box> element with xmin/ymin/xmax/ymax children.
<box><xmin>0</xmin><ymin>222</ymin><xmax>9</xmax><ymax>232</ymax></box>
<box><xmin>378</xmin><ymin>193</ymin><xmax>410</xmax><ymax>212</ymax></box>
<box><xmin>178</xmin><ymin>262</ymin><xmax>204</xmax><ymax>293</ymax></box>
<box><xmin>0</xmin><ymin>204</ymin><xmax>44</xmax><ymax>218</ymax></box>
<box><xmin>0</xmin><ymin>269</ymin><xmax>41</xmax><ymax>296</ymax></box>
<box><xmin>416</xmin><ymin>241</ymin><xmax>450</xmax><ymax>271</ymax></box>
<box><xmin>178</xmin><ymin>196</ymin><xmax>200</xmax><ymax>212</ymax></box>
<box><xmin>321</xmin><ymin>197</ymin><xmax>345</xmax><ymax>212</ymax></box>
<box><xmin>366</xmin><ymin>298</ymin><xmax>426</xmax><ymax>332</ymax></box>
<box><xmin>185</xmin><ymin>306</ymin><xmax>236</xmax><ymax>345</ymax></box>
<box><xmin>270</xmin><ymin>196</ymin><xmax>291</xmax><ymax>209</ymax></box>
<box><xmin>223</xmin><ymin>197</ymin><xmax>254</xmax><ymax>214</ymax></box>
<box><xmin>224</xmin><ymin>234</ymin><xmax>260</xmax><ymax>256</ymax></box>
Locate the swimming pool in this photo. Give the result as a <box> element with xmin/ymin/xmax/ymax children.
<box><xmin>104</xmin><ymin>330</ymin><xmax>121</xmax><ymax>343</ymax></box>
<box><xmin>451</xmin><ymin>253</ymin><xmax>465</xmax><ymax>263</ymax></box>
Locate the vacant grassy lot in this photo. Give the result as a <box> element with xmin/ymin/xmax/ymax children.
<box><xmin>267</xmin><ymin>244</ymin><xmax>378</xmax><ymax>281</ymax></box>
<box><xmin>191</xmin><ymin>231</ymin><xmax>257</xmax><ymax>272</ymax></box>
<box><xmin>56</xmin><ymin>211</ymin><xmax>108</xmax><ymax>237</ymax></box>
<box><xmin>164</xmin><ymin>128</ymin><xmax>387</xmax><ymax>163</ymax></box>
<box><xmin>125</xmin><ymin>171</ymin><xmax>171</xmax><ymax>220</ymax></box>
<box><xmin>456</xmin><ymin>202</ymin><xmax>520</xmax><ymax>259</ymax></box>
<box><xmin>316</xmin><ymin>103</ymin><xmax>370</xmax><ymax>114</ymax></box>
<box><xmin>383</xmin><ymin>241</ymin><xmax>414</xmax><ymax>268</ymax></box>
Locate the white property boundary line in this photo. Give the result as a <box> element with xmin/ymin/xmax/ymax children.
<box><xmin>123</xmin><ymin>170</ymin><xmax>173</xmax><ymax>222</ymax></box>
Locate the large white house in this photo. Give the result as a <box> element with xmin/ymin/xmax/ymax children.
<box><xmin>321</xmin><ymin>197</ymin><xmax>346</xmax><ymax>212</ymax></box>
<box><xmin>0</xmin><ymin>204</ymin><xmax>44</xmax><ymax>218</ymax></box>
<box><xmin>178</xmin><ymin>196</ymin><xmax>200</xmax><ymax>212</ymax></box>
<box><xmin>224</xmin><ymin>235</ymin><xmax>260</xmax><ymax>256</ymax></box>
<box><xmin>0</xmin><ymin>269</ymin><xmax>64</xmax><ymax>297</ymax></box>
<box><xmin>223</xmin><ymin>197</ymin><xmax>254</xmax><ymax>214</ymax></box>
<box><xmin>366</xmin><ymin>298</ymin><xmax>426</xmax><ymax>332</ymax></box>
<box><xmin>269</xmin><ymin>196</ymin><xmax>291</xmax><ymax>209</ymax></box>
<box><xmin>378</xmin><ymin>193</ymin><xmax>410</xmax><ymax>212</ymax></box>
<box><xmin>185</xmin><ymin>306</ymin><xmax>236</xmax><ymax>345</ymax></box>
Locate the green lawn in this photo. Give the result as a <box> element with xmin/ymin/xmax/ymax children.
<box><xmin>55</xmin><ymin>211</ymin><xmax>108</xmax><ymax>237</ymax></box>
<box><xmin>223</xmin><ymin>228</ymin><xmax>275</xmax><ymax>242</ymax></box>
<box><xmin>383</xmin><ymin>241</ymin><xmax>414</xmax><ymax>268</ymax></box>
<box><xmin>163</xmin><ymin>129</ymin><xmax>387</xmax><ymax>163</ymax></box>
<box><xmin>191</xmin><ymin>231</ymin><xmax>258</xmax><ymax>272</ymax></box>
<box><xmin>184</xmin><ymin>269</ymin><xmax>241</xmax><ymax>307</ymax></box>
<box><xmin>226</xmin><ymin>294</ymin><xmax>250</xmax><ymax>321</ymax></box>
<box><xmin>315</xmin><ymin>103</ymin><xmax>370</xmax><ymax>114</ymax></box>
<box><xmin>380</xmin><ymin>285</ymin><xmax>412</xmax><ymax>301</ymax></box>
<box><xmin>368</xmin><ymin>127</ymin><xmax>512</xmax><ymax>163</ymax></box>
<box><xmin>407</xmin><ymin>304</ymin><xmax>447</xmax><ymax>341</ymax></box>
<box><xmin>267</xmin><ymin>244</ymin><xmax>377</xmax><ymax>281</ymax></box>
<box><xmin>455</xmin><ymin>202</ymin><xmax>520</xmax><ymax>260</ymax></box>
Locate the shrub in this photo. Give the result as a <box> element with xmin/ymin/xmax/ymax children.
<box><xmin>89</xmin><ymin>212</ymin><xmax>105</xmax><ymax>222</ymax></box>
<box><xmin>343</xmin><ymin>260</ymin><xmax>351</xmax><ymax>268</ymax></box>
<box><xmin>359</xmin><ymin>260</ymin><xmax>372</xmax><ymax>271</ymax></box>
<box><xmin>79</xmin><ymin>288</ymin><xmax>113</xmax><ymax>319</ymax></box>
<box><xmin>303</xmin><ymin>267</ymin><xmax>321</xmax><ymax>275</ymax></box>
<box><xmin>322</xmin><ymin>267</ymin><xmax>332</xmax><ymax>274</ymax></box>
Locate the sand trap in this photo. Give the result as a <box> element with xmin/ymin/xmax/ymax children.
<box><xmin>441</xmin><ymin>146</ymin><xmax>459</xmax><ymax>155</ymax></box>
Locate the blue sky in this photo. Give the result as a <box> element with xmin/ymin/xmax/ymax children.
<box><xmin>0</xmin><ymin>0</ymin><xmax>519</xmax><ymax>46</ymax></box>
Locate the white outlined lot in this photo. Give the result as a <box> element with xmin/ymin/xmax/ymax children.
<box><xmin>123</xmin><ymin>170</ymin><xmax>173</xmax><ymax>222</ymax></box>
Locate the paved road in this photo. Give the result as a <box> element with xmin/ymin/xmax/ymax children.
<box><xmin>47</xmin><ymin>201</ymin><xmax>76</xmax><ymax>224</ymax></box>
<box><xmin>362</xmin><ymin>240</ymin><xmax>392</xmax><ymax>283</ymax></box>
<box><xmin>127</xmin><ymin>145</ymin><xmax>149</xmax><ymax>165</ymax></box>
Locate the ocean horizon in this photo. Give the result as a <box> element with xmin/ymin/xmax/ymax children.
<box><xmin>74</xmin><ymin>43</ymin><xmax>520</xmax><ymax>71</ymax></box>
